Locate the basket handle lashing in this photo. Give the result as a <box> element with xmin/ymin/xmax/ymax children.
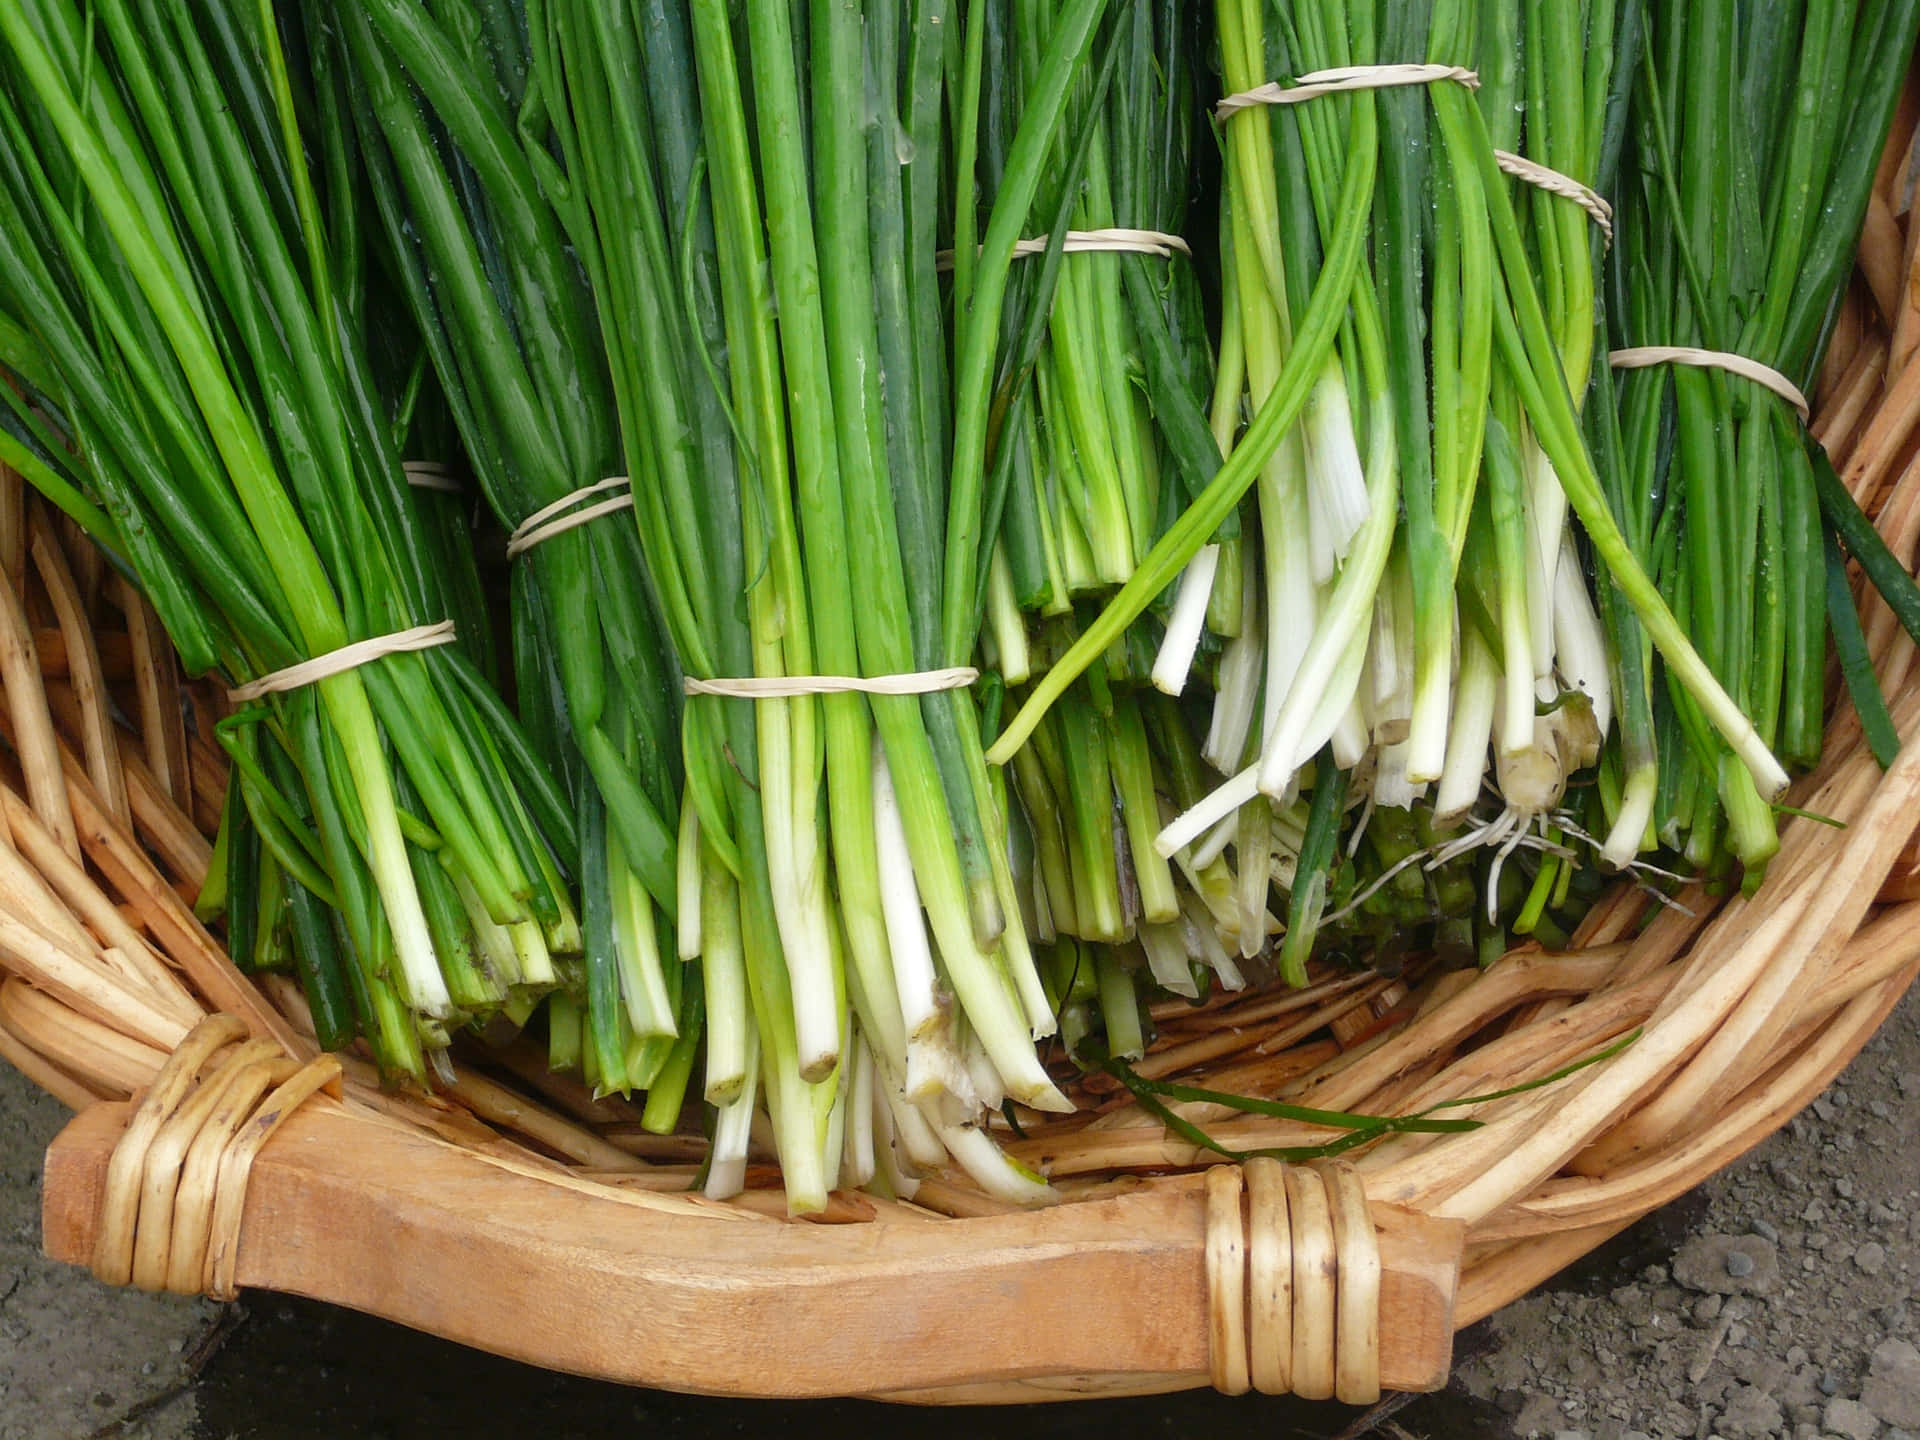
<box><xmin>91</xmin><ymin>1013</ymin><xmax>341</xmax><ymax>1298</ymax></box>
<box><xmin>1204</xmin><ymin>1158</ymin><xmax>1382</xmax><ymax>1404</ymax></box>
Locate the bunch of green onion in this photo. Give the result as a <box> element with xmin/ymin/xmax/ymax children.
<box><xmin>359</xmin><ymin>0</ymin><xmax>1197</xmax><ymax>1206</ymax></box>
<box><xmin>1597</xmin><ymin>0</ymin><xmax>1920</xmax><ymax>888</ymax></box>
<box><xmin>989</xmin><ymin>0</ymin><xmax>1824</xmax><ymax>1017</ymax></box>
<box><xmin>323</xmin><ymin>0</ymin><xmax>703</xmax><ymax>1119</ymax></box>
<box><xmin>0</xmin><ymin>0</ymin><xmax>580</xmax><ymax>1083</ymax></box>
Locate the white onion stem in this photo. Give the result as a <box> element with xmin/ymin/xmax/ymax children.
<box><xmin>1152</xmin><ymin>545</ymin><xmax>1221</xmax><ymax>695</ymax></box>
<box><xmin>872</xmin><ymin>740</ymin><xmax>941</xmax><ymax>1041</ymax></box>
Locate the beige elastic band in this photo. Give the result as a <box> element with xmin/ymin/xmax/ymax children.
<box><xmin>1609</xmin><ymin>346</ymin><xmax>1811</xmax><ymax>421</ymax></box>
<box><xmin>402</xmin><ymin>461</ymin><xmax>463</xmax><ymax>494</ymax></box>
<box><xmin>227</xmin><ymin>621</ymin><xmax>458</xmax><ymax>703</ymax></box>
<box><xmin>1205</xmin><ymin>1159</ymin><xmax>1382</xmax><ymax>1404</ymax></box>
<box><xmin>1216</xmin><ymin>63</ymin><xmax>1480</xmax><ymax>120</ymax></box>
<box><xmin>937</xmin><ymin>227</ymin><xmax>1193</xmax><ymax>273</ymax></box>
<box><xmin>92</xmin><ymin>1014</ymin><xmax>341</xmax><ymax>1299</ymax></box>
<box><xmin>684</xmin><ymin>666</ymin><xmax>979</xmax><ymax>700</ymax></box>
<box><xmin>1022</xmin><ymin>227</ymin><xmax>1191</xmax><ymax>259</ymax></box>
<box><xmin>507</xmin><ymin>477</ymin><xmax>636</xmax><ymax>561</ymax></box>
<box><xmin>1495</xmin><ymin>150</ymin><xmax>1614</xmax><ymax>241</ymax></box>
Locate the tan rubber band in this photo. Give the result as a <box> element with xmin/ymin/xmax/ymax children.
<box><xmin>227</xmin><ymin>621</ymin><xmax>457</xmax><ymax>703</ymax></box>
<box><xmin>1609</xmin><ymin>346</ymin><xmax>1811</xmax><ymax>421</ymax></box>
<box><xmin>506</xmin><ymin>477</ymin><xmax>635</xmax><ymax>560</ymax></box>
<box><xmin>936</xmin><ymin>227</ymin><xmax>1192</xmax><ymax>272</ymax></box>
<box><xmin>1022</xmin><ymin>227</ymin><xmax>1191</xmax><ymax>259</ymax></box>
<box><xmin>1495</xmin><ymin>150</ymin><xmax>1614</xmax><ymax>241</ymax></box>
<box><xmin>1215</xmin><ymin>63</ymin><xmax>1480</xmax><ymax>120</ymax></box>
<box><xmin>684</xmin><ymin>666</ymin><xmax>979</xmax><ymax>700</ymax></box>
<box><xmin>402</xmin><ymin>461</ymin><xmax>463</xmax><ymax>494</ymax></box>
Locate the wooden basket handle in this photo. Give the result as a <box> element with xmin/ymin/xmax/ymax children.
<box><xmin>43</xmin><ymin>1086</ymin><xmax>1466</xmax><ymax>1404</ymax></box>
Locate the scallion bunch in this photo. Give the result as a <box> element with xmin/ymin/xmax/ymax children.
<box><xmin>1599</xmin><ymin>0</ymin><xmax>1920</xmax><ymax>888</ymax></box>
<box><xmin>0</xmin><ymin>0</ymin><xmax>579</xmax><ymax>1081</ymax></box>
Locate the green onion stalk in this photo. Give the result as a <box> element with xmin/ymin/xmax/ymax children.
<box><xmin>0</xmin><ymin>0</ymin><xmax>579</xmax><ymax>1081</ymax></box>
<box><xmin>1602</xmin><ymin>0</ymin><xmax>1920</xmax><ymax>887</ymax></box>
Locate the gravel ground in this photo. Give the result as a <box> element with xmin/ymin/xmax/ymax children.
<box><xmin>1451</xmin><ymin>976</ymin><xmax>1920</xmax><ymax>1440</ymax></box>
<box><xmin>2</xmin><ymin>977</ymin><xmax>1915</xmax><ymax>1440</ymax></box>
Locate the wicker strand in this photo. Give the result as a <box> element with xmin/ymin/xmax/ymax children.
<box><xmin>203</xmin><ymin>1052</ymin><xmax>344</xmax><ymax>1299</ymax></box>
<box><xmin>1285</xmin><ymin>1166</ymin><xmax>1338</xmax><ymax>1398</ymax></box>
<box><xmin>1204</xmin><ymin>1166</ymin><xmax>1250</xmax><ymax>1395</ymax></box>
<box><xmin>1205</xmin><ymin>1159</ymin><xmax>1382</xmax><ymax>1402</ymax></box>
<box><xmin>1320</xmin><ymin>1160</ymin><xmax>1383</xmax><ymax>1406</ymax></box>
<box><xmin>1244</xmin><ymin>1157</ymin><xmax>1293</xmax><ymax>1395</ymax></box>
<box><xmin>91</xmin><ymin>1014</ymin><xmax>339</xmax><ymax>1298</ymax></box>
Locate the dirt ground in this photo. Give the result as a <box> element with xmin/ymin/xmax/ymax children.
<box><xmin>1447</xmin><ymin>975</ymin><xmax>1920</xmax><ymax>1440</ymax></box>
<box><xmin>0</xmin><ymin>1076</ymin><xmax>204</xmax><ymax>1440</ymax></box>
<box><xmin>3</xmin><ymin>979</ymin><xmax>1917</xmax><ymax>1440</ymax></box>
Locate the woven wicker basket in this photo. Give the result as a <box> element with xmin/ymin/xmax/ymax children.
<box><xmin>7</xmin><ymin>83</ymin><xmax>1920</xmax><ymax>1410</ymax></box>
